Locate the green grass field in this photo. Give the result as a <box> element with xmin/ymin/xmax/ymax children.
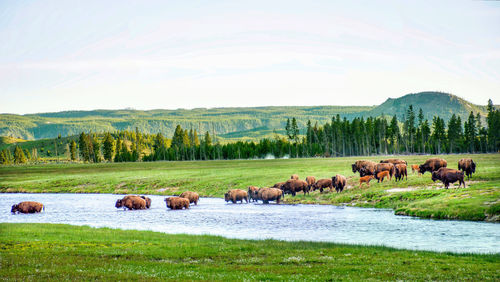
<box><xmin>0</xmin><ymin>154</ymin><xmax>499</xmax><ymax>221</ymax></box>
<box><xmin>1</xmin><ymin>223</ymin><xmax>498</xmax><ymax>281</ymax></box>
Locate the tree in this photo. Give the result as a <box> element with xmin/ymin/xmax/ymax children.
<box><xmin>431</xmin><ymin>116</ymin><xmax>446</xmax><ymax>154</ymax></box>
<box><xmin>403</xmin><ymin>105</ymin><xmax>416</xmax><ymax>153</ymax></box>
<box><xmin>114</xmin><ymin>137</ymin><xmax>123</xmax><ymax>162</ymax></box>
<box><xmin>14</xmin><ymin>146</ymin><xmax>27</xmax><ymax>164</ymax></box>
<box><xmin>464</xmin><ymin>111</ymin><xmax>477</xmax><ymax>153</ymax></box>
<box><xmin>447</xmin><ymin>114</ymin><xmax>462</xmax><ymax>153</ymax></box>
<box><xmin>79</xmin><ymin>132</ymin><xmax>90</xmax><ymax>162</ymax></box>
<box><xmin>70</xmin><ymin>140</ymin><xmax>77</xmax><ymax>161</ymax></box>
<box><xmin>486</xmin><ymin>99</ymin><xmax>500</xmax><ymax>151</ymax></box>
<box><xmin>103</xmin><ymin>133</ymin><xmax>115</xmax><ymax>162</ymax></box>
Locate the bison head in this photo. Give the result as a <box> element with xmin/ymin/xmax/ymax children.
<box><xmin>224</xmin><ymin>193</ymin><xmax>230</xmax><ymax>202</ymax></box>
<box><xmin>419</xmin><ymin>164</ymin><xmax>426</xmax><ymax>174</ymax></box>
<box><xmin>141</xmin><ymin>196</ymin><xmax>152</xmax><ymax>208</ymax></box>
<box><xmin>331</xmin><ymin>176</ymin><xmax>337</xmax><ymax>186</ymax></box>
<box><xmin>351</xmin><ymin>164</ymin><xmax>357</xmax><ymax>173</ymax></box>
<box><xmin>165</xmin><ymin>197</ymin><xmax>172</xmax><ymax>208</ymax></box>
<box><xmin>115</xmin><ymin>199</ymin><xmax>123</xmax><ymax>208</ymax></box>
<box><xmin>471</xmin><ymin>161</ymin><xmax>476</xmax><ymax>173</ymax></box>
<box><xmin>11</xmin><ymin>204</ymin><xmax>19</xmax><ymax>213</ymax></box>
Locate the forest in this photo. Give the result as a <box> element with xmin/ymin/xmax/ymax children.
<box><xmin>1</xmin><ymin>100</ymin><xmax>499</xmax><ymax>165</ymax></box>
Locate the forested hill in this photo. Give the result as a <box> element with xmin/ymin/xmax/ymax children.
<box><xmin>0</xmin><ymin>92</ymin><xmax>492</xmax><ymax>140</ymax></box>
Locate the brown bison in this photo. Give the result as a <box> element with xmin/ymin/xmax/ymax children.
<box><xmin>374</xmin><ymin>163</ymin><xmax>395</xmax><ymax>180</ymax></box>
<box><xmin>272</xmin><ymin>182</ymin><xmax>286</xmax><ymax>189</ymax></box>
<box><xmin>380</xmin><ymin>158</ymin><xmax>407</xmax><ymax>165</ymax></box>
<box><xmin>305</xmin><ymin>176</ymin><xmax>316</xmax><ymax>191</ymax></box>
<box><xmin>431</xmin><ymin>167</ymin><xmax>465</xmax><ymax>189</ymax></box>
<box><xmin>394</xmin><ymin>164</ymin><xmax>407</xmax><ymax>181</ymax></box>
<box><xmin>359</xmin><ymin>175</ymin><xmax>374</xmax><ymax>188</ymax></box>
<box><xmin>180</xmin><ymin>191</ymin><xmax>199</xmax><ymax>205</ymax></box>
<box><xmin>376</xmin><ymin>171</ymin><xmax>390</xmax><ymax>182</ymax></box>
<box><xmin>11</xmin><ymin>201</ymin><xmax>44</xmax><ymax>214</ymax></box>
<box><xmin>281</xmin><ymin>179</ymin><xmax>309</xmax><ymax>196</ymax></box>
<box><xmin>165</xmin><ymin>197</ymin><xmax>190</xmax><ymax>210</ymax></box>
<box><xmin>257</xmin><ymin>187</ymin><xmax>283</xmax><ymax>204</ymax></box>
<box><xmin>290</xmin><ymin>174</ymin><xmax>299</xmax><ymax>180</ymax></box>
<box><xmin>140</xmin><ymin>196</ymin><xmax>152</xmax><ymax>208</ymax></box>
<box><xmin>332</xmin><ymin>174</ymin><xmax>347</xmax><ymax>193</ymax></box>
<box><xmin>419</xmin><ymin>158</ymin><xmax>447</xmax><ymax>174</ymax></box>
<box><xmin>247</xmin><ymin>186</ymin><xmax>260</xmax><ymax>202</ymax></box>
<box><xmin>311</xmin><ymin>178</ymin><xmax>333</xmax><ymax>193</ymax></box>
<box><xmin>458</xmin><ymin>158</ymin><xmax>476</xmax><ymax>179</ymax></box>
<box><xmin>352</xmin><ymin>160</ymin><xmax>377</xmax><ymax>175</ymax></box>
<box><xmin>224</xmin><ymin>189</ymin><xmax>248</xmax><ymax>204</ymax></box>
<box><xmin>411</xmin><ymin>164</ymin><xmax>421</xmax><ymax>175</ymax></box>
<box><xmin>115</xmin><ymin>195</ymin><xmax>147</xmax><ymax>210</ymax></box>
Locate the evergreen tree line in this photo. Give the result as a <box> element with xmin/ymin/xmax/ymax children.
<box><xmin>1</xmin><ymin>99</ymin><xmax>499</xmax><ymax>165</ymax></box>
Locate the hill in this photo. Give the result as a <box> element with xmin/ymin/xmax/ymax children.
<box><xmin>365</xmin><ymin>91</ymin><xmax>489</xmax><ymax>121</ymax></box>
<box><xmin>0</xmin><ymin>92</ymin><xmax>493</xmax><ymax>140</ymax></box>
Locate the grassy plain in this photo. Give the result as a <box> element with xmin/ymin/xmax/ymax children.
<box><xmin>0</xmin><ymin>154</ymin><xmax>499</xmax><ymax>221</ymax></box>
<box><xmin>1</xmin><ymin>223</ymin><xmax>499</xmax><ymax>281</ymax></box>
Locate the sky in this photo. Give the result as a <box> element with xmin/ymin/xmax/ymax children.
<box><xmin>1</xmin><ymin>0</ymin><xmax>499</xmax><ymax>114</ymax></box>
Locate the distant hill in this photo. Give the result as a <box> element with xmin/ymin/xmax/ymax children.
<box><xmin>0</xmin><ymin>92</ymin><xmax>493</xmax><ymax>140</ymax></box>
<box><xmin>365</xmin><ymin>92</ymin><xmax>489</xmax><ymax>121</ymax></box>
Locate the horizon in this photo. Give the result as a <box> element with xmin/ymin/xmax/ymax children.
<box><xmin>1</xmin><ymin>1</ymin><xmax>499</xmax><ymax>114</ymax></box>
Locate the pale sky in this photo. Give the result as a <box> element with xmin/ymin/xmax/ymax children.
<box><xmin>1</xmin><ymin>0</ymin><xmax>499</xmax><ymax>114</ymax></box>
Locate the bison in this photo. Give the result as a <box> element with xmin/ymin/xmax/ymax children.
<box><xmin>257</xmin><ymin>187</ymin><xmax>283</xmax><ymax>204</ymax></box>
<box><xmin>359</xmin><ymin>175</ymin><xmax>374</xmax><ymax>188</ymax></box>
<box><xmin>272</xmin><ymin>182</ymin><xmax>286</xmax><ymax>189</ymax></box>
<box><xmin>180</xmin><ymin>191</ymin><xmax>199</xmax><ymax>205</ymax></box>
<box><xmin>458</xmin><ymin>158</ymin><xmax>476</xmax><ymax>179</ymax></box>
<box><xmin>11</xmin><ymin>201</ymin><xmax>44</xmax><ymax>214</ymax></box>
<box><xmin>115</xmin><ymin>195</ymin><xmax>147</xmax><ymax>210</ymax></box>
<box><xmin>332</xmin><ymin>174</ymin><xmax>347</xmax><ymax>193</ymax></box>
<box><xmin>351</xmin><ymin>160</ymin><xmax>377</xmax><ymax>175</ymax></box>
<box><xmin>411</xmin><ymin>164</ymin><xmax>421</xmax><ymax>175</ymax></box>
<box><xmin>374</xmin><ymin>163</ymin><xmax>395</xmax><ymax>180</ymax></box>
<box><xmin>140</xmin><ymin>196</ymin><xmax>152</xmax><ymax>208</ymax></box>
<box><xmin>165</xmin><ymin>197</ymin><xmax>190</xmax><ymax>210</ymax></box>
<box><xmin>380</xmin><ymin>158</ymin><xmax>407</xmax><ymax>165</ymax></box>
<box><xmin>305</xmin><ymin>176</ymin><xmax>316</xmax><ymax>191</ymax></box>
<box><xmin>247</xmin><ymin>186</ymin><xmax>260</xmax><ymax>202</ymax></box>
<box><xmin>290</xmin><ymin>174</ymin><xmax>299</xmax><ymax>180</ymax></box>
<box><xmin>419</xmin><ymin>158</ymin><xmax>447</xmax><ymax>174</ymax></box>
<box><xmin>431</xmin><ymin>167</ymin><xmax>465</xmax><ymax>189</ymax></box>
<box><xmin>281</xmin><ymin>179</ymin><xmax>309</xmax><ymax>196</ymax></box>
<box><xmin>224</xmin><ymin>189</ymin><xmax>248</xmax><ymax>204</ymax></box>
<box><xmin>394</xmin><ymin>164</ymin><xmax>407</xmax><ymax>181</ymax></box>
<box><xmin>311</xmin><ymin>178</ymin><xmax>333</xmax><ymax>193</ymax></box>
<box><xmin>376</xmin><ymin>171</ymin><xmax>390</xmax><ymax>182</ymax></box>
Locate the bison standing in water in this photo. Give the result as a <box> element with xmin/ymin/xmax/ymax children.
<box><xmin>281</xmin><ymin>179</ymin><xmax>309</xmax><ymax>196</ymax></box>
<box><xmin>257</xmin><ymin>188</ymin><xmax>283</xmax><ymax>204</ymax></box>
<box><xmin>432</xmin><ymin>167</ymin><xmax>465</xmax><ymax>189</ymax></box>
<box><xmin>180</xmin><ymin>191</ymin><xmax>199</xmax><ymax>205</ymax></box>
<box><xmin>458</xmin><ymin>158</ymin><xmax>476</xmax><ymax>179</ymax></box>
<box><xmin>419</xmin><ymin>158</ymin><xmax>447</xmax><ymax>174</ymax></box>
<box><xmin>332</xmin><ymin>174</ymin><xmax>347</xmax><ymax>193</ymax></box>
<box><xmin>11</xmin><ymin>201</ymin><xmax>44</xmax><ymax>214</ymax></box>
<box><xmin>165</xmin><ymin>197</ymin><xmax>190</xmax><ymax>210</ymax></box>
<box><xmin>141</xmin><ymin>196</ymin><xmax>152</xmax><ymax>208</ymax></box>
<box><xmin>224</xmin><ymin>189</ymin><xmax>248</xmax><ymax>204</ymax></box>
<box><xmin>115</xmin><ymin>195</ymin><xmax>147</xmax><ymax>210</ymax></box>
<box><xmin>247</xmin><ymin>186</ymin><xmax>260</xmax><ymax>202</ymax></box>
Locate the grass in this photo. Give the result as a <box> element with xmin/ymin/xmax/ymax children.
<box><xmin>0</xmin><ymin>153</ymin><xmax>499</xmax><ymax>221</ymax></box>
<box><xmin>1</xmin><ymin>223</ymin><xmax>499</xmax><ymax>281</ymax></box>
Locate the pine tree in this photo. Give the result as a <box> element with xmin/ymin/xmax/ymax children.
<box><xmin>70</xmin><ymin>140</ymin><xmax>77</xmax><ymax>161</ymax></box>
<box><xmin>114</xmin><ymin>137</ymin><xmax>123</xmax><ymax>162</ymax></box>
<box><xmin>464</xmin><ymin>111</ymin><xmax>477</xmax><ymax>153</ymax></box>
<box><xmin>103</xmin><ymin>133</ymin><xmax>115</xmax><ymax>162</ymax></box>
<box><xmin>79</xmin><ymin>132</ymin><xmax>90</xmax><ymax>162</ymax></box>
<box><xmin>14</xmin><ymin>146</ymin><xmax>27</xmax><ymax>164</ymax></box>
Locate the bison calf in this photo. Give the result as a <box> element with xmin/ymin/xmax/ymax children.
<box><xmin>359</xmin><ymin>175</ymin><xmax>374</xmax><ymax>188</ymax></box>
<box><xmin>11</xmin><ymin>201</ymin><xmax>44</xmax><ymax>214</ymax></box>
<box><xmin>376</xmin><ymin>171</ymin><xmax>390</xmax><ymax>182</ymax></box>
<box><xmin>311</xmin><ymin>178</ymin><xmax>333</xmax><ymax>193</ymax></box>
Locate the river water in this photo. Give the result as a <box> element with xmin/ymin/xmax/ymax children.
<box><xmin>1</xmin><ymin>193</ymin><xmax>499</xmax><ymax>253</ymax></box>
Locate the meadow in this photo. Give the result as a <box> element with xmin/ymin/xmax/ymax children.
<box><xmin>0</xmin><ymin>153</ymin><xmax>499</xmax><ymax>221</ymax></box>
<box><xmin>1</xmin><ymin>223</ymin><xmax>499</xmax><ymax>281</ymax></box>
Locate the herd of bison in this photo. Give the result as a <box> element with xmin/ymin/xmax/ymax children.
<box><xmin>10</xmin><ymin>157</ymin><xmax>476</xmax><ymax>213</ymax></box>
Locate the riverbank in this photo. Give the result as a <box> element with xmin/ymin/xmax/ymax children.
<box><xmin>0</xmin><ymin>154</ymin><xmax>498</xmax><ymax>221</ymax></box>
<box><xmin>1</xmin><ymin>223</ymin><xmax>498</xmax><ymax>280</ymax></box>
